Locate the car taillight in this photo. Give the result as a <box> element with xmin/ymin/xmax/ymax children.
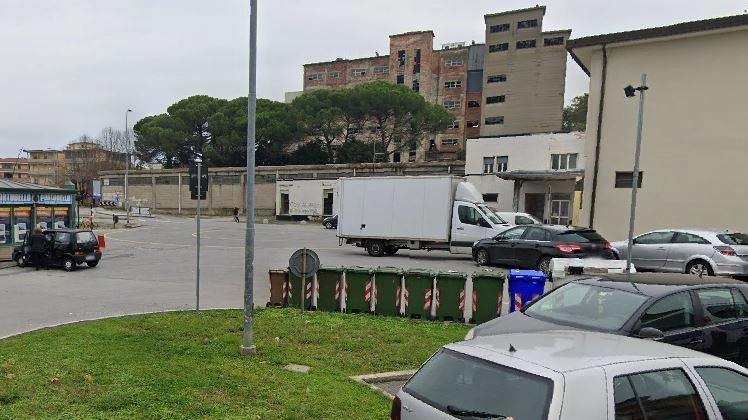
<box><xmin>74</xmin><ymin>251</ymin><xmax>85</xmax><ymax>256</ymax></box>
<box><xmin>715</xmin><ymin>246</ymin><xmax>737</xmax><ymax>256</ymax></box>
<box><xmin>390</xmin><ymin>396</ymin><xmax>401</xmax><ymax>420</ymax></box>
<box><xmin>555</xmin><ymin>243</ymin><xmax>582</xmax><ymax>254</ymax></box>
<box><xmin>604</xmin><ymin>242</ymin><xmax>612</xmax><ymax>249</ymax></box>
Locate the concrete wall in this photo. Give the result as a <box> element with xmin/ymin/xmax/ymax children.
<box><xmin>100</xmin><ymin>161</ymin><xmax>464</xmax><ymax>216</ymax></box>
<box><xmin>465</xmin><ymin>132</ymin><xmax>584</xmax><ymax>210</ymax></box>
<box><xmin>579</xmin><ymin>28</ymin><xmax>748</xmax><ymax>240</ymax></box>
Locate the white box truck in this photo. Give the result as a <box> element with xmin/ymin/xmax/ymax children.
<box><xmin>337</xmin><ymin>176</ymin><xmax>510</xmax><ymax>256</ymax></box>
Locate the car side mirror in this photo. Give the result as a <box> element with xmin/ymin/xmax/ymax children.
<box><xmin>637</xmin><ymin>327</ymin><xmax>664</xmax><ymax>340</ymax></box>
<box><xmin>493</xmin><ymin>235</ymin><xmax>506</xmax><ymax>242</ymax></box>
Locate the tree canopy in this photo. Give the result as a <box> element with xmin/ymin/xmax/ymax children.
<box><xmin>562</xmin><ymin>93</ymin><xmax>588</xmax><ymax>132</ymax></box>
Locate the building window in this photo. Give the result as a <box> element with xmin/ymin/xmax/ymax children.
<box><xmin>444</xmin><ymin>80</ymin><xmax>462</xmax><ymax>89</ymax></box>
<box><xmin>351</xmin><ymin>68</ymin><xmax>366</xmax><ymax>77</ymax></box>
<box><xmin>396</xmin><ymin>74</ymin><xmax>404</xmax><ymax>84</ymax></box>
<box><xmin>447</xmin><ymin>120</ymin><xmax>460</xmax><ymax>129</ymax></box>
<box><xmin>489</xmin><ymin>23</ymin><xmax>510</xmax><ymax>33</ymax></box>
<box><xmin>445</xmin><ymin>58</ymin><xmax>464</xmax><ymax>67</ymax></box>
<box><xmin>486</xmin><ymin>95</ymin><xmax>506</xmax><ymax>104</ymax></box>
<box><xmin>489</xmin><ymin>43</ymin><xmax>509</xmax><ymax>53</ymax></box>
<box><xmin>412</xmin><ymin>79</ymin><xmax>420</xmax><ymax>92</ymax></box>
<box><xmin>467</xmin><ymin>100</ymin><xmax>480</xmax><ymax>108</ymax></box>
<box><xmin>329</xmin><ymin>71</ymin><xmax>343</xmax><ymax>79</ymax></box>
<box><xmin>482</xmin><ymin>193</ymin><xmax>499</xmax><ymax>203</ymax></box>
<box><xmin>483</xmin><ymin>157</ymin><xmax>494</xmax><ymax>173</ymax></box>
<box><xmin>516</xmin><ymin>40</ymin><xmax>537</xmax><ymax>49</ymax></box>
<box><xmin>615</xmin><ymin>171</ymin><xmax>644</xmax><ymax>188</ymax></box>
<box><xmin>551</xmin><ymin>153</ymin><xmax>578</xmax><ymax>170</ymax></box>
<box><xmin>518</xmin><ymin>19</ymin><xmax>538</xmax><ymax>29</ymax></box>
<box><xmin>307</xmin><ymin>73</ymin><xmax>324</xmax><ymax>81</ymax></box>
<box><xmin>485</xmin><ymin>116</ymin><xmax>504</xmax><ymax>125</ymax></box>
<box><xmin>496</xmin><ymin>156</ymin><xmax>508</xmax><ymax>172</ymax></box>
<box><xmin>466</xmin><ymin>120</ymin><xmax>480</xmax><ymax>128</ymax></box>
<box><xmin>443</xmin><ymin>100</ymin><xmax>461</xmax><ymax>110</ymax></box>
<box><xmin>487</xmin><ymin>74</ymin><xmax>507</xmax><ymax>83</ymax></box>
<box><xmin>373</xmin><ymin>66</ymin><xmax>389</xmax><ymax>74</ymax></box>
<box><xmin>408</xmin><ymin>150</ymin><xmax>417</xmax><ymax>162</ymax></box>
<box><xmin>413</xmin><ymin>48</ymin><xmax>421</xmax><ymax>74</ymax></box>
<box><xmin>441</xmin><ymin>138</ymin><xmax>459</xmax><ymax>146</ymax></box>
<box><xmin>397</xmin><ymin>50</ymin><xmax>406</xmax><ymax>67</ymax></box>
<box><xmin>544</xmin><ymin>36</ymin><xmax>565</xmax><ymax>46</ymax></box>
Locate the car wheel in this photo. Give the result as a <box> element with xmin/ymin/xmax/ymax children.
<box><xmin>384</xmin><ymin>246</ymin><xmax>398</xmax><ymax>255</ymax></box>
<box><xmin>475</xmin><ymin>249</ymin><xmax>490</xmax><ymax>266</ymax></box>
<box><xmin>86</xmin><ymin>261</ymin><xmax>99</xmax><ymax>268</ymax></box>
<box><xmin>367</xmin><ymin>241</ymin><xmax>385</xmax><ymax>257</ymax></box>
<box><xmin>324</xmin><ymin>221</ymin><xmax>333</xmax><ymax>229</ymax></box>
<box><xmin>686</xmin><ymin>260</ymin><xmax>714</xmax><ymax>276</ymax></box>
<box><xmin>63</xmin><ymin>257</ymin><xmax>76</xmax><ymax>272</ymax></box>
<box><xmin>16</xmin><ymin>254</ymin><xmax>26</xmax><ymax>268</ymax></box>
<box><xmin>537</xmin><ymin>256</ymin><xmax>553</xmax><ymax>276</ymax></box>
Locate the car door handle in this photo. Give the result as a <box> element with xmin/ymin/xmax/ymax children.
<box><xmin>456</xmin><ymin>227</ymin><xmax>464</xmax><ymax>230</ymax></box>
<box><xmin>687</xmin><ymin>338</ymin><xmax>704</xmax><ymax>346</ymax></box>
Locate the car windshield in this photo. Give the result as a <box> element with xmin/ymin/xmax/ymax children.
<box><xmin>718</xmin><ymin>233</ymin><xmax>748</xmax><ymax>246</ymax></box>
<box><xmin>555</xmin><ymin>230</ymin><xmax>606</xmax><ymax>243</ymax></box>
<box><xmin>492</xmin><ymin>212</ymin><xmax>509</xmax><ymax>224</ymax></box>
<box><xmin>478</xmin><ymin>205</ymin><xmax>503</xmax><ymax>225</ymax></box>
<box><xmin>524</xmin><ymin>283</ymin><xmax>649</xmax><ymax>331</ymax></box>
<box><xmin>404</xmin><ymin>348</ymin><xmax>552</xmax><ymax>420</ymax></box>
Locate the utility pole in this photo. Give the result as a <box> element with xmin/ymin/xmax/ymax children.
<box><xmin>624</xmin><ymin>74</ymin><xmax>648</xmax><ymax>273</ymax></box>
<box><xmin>196</xmin><ymin>159</ymin><xmax>202</xmax><ymax>310</ymax></box>
<box><xmin>124</xmin><ymin>109</ymin><xmax>132</xmax><ymax>224</ymax></box>
<box><xmin>240</xmin><ymin>0</ymin><xmax>258</xmax><ymax>356</ymax></box>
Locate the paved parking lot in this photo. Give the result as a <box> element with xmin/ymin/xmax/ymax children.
<box><xmin>0</xmin><ymin>214</ymin><xmax>504</xmax><ymax>338</ymax></box>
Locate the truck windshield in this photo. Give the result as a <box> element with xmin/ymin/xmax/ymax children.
<box><xmin>404</xmin><ymin>348</ymin><xmax>553</xmax><ymax>420</ymax></box>
<box><xmin>477</xmin><ymin>205</ymin><xmax>503</xmax><ymax>225</ymax></box>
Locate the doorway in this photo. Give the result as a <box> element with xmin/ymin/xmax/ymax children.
<box><xmin>524</xmin><ymin>193</ymin><xmax>546</xmax><ymax>223</ymax></box>
<box><xmin>280</xmin><ymin>192</ymin><xmax>289</xmax><ymax>215</ymax></box>
<box><xmin>323</xmin><ymin>189</ymin><xmax>333</xmax><ymax>216</ymax></box>
<box><xmin>550</xmin><ymin>193</ymin><xmax>571</xmax><ymax>225</ymax></box>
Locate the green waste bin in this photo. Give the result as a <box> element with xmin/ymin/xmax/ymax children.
<box><xmin>344</xmin><ymin>267</ymin><xmax>374</xmax><ymax>314</ymax></box>
<box><xmin>470</xmin><ymin>271</ymin><xmax>506</xmax><ymax>324</ymax></box>
<box><xmin>404</xmin><ymin>269</ymin><xmax>435</xmax><ymax>319</ymax></box>
<box><xmin>435</xmin><ymin>271</ymin><xmax>468</xmax><ymax>322</ymax></box>
<box><xmin>314</xmin><ymin>266</ymin><xmax>343</xmax><ymax>312</ymax></box>
<box><xmin>287</xmin><ymin>271</ymin><xmax>312</xmax><ymax>310</ymax></box>
<box><xmin>373</xmin><ymin>267</ymin><xmax>404</xmax><ymax>317</ymax></box>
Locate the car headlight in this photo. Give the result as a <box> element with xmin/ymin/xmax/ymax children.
<box><xmin>464</xmin><ymin>327</ymin><xmax>475</xmax><ymax>340</ymax></box>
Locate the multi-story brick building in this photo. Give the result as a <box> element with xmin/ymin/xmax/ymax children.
<box><xmin>301</xmin><ymin>6</ymin><xmax>570</xmax><ymax>161</ymax></box>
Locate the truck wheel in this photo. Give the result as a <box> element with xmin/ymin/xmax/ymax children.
<box><xmin>367</xmin><ymin>241</ymin><xmax>386</xmax><ymax>257</ymax></box>
<box><xmin>384</xmin><ymin>246</ymin><xmax>399</xmax><ymax>255</ymax></box>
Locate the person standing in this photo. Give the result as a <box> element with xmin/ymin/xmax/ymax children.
<box><xmin>233</xmin><ymin>207</ymin><xmax>240</xmax><ymax>223</ymax></box>
<box><xmin>29</xmin><ymin>228</ymin><xmax>47</xmax><ymax>271</ymax></box>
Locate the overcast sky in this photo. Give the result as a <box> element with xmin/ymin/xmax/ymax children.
<box><xmin>1</xmin><ymin>0</ymin><xmax>745</xmax><ymax>157</ymax></box>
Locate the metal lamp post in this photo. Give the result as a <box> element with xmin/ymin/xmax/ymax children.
<box><xmin>124</xmin><ymin>109</ymin><xmax>133</xmax><ymax>224</ymax></box>
<box><xmin>624</xmin><ymin>74</ymin><xmax>649</xmax><ymax>273</ymax></box>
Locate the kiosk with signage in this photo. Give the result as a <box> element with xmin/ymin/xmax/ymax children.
<box><xmin>0</xmin><ymin>208</ymin><xmax>10</xmax><ymax>245</ymax></box>
<box><xmin>36</xmin><ymin>206</ymin><xmax>52</xmax><ymax>230</ymax></box>
<box><xmin>53</xmin><ymin>207</ymin><xmax>69</xmax><ymax>229</ymax></box>
<box><xmin>13</xmin><ymin>207</ymin><xmax>31</xmax><ymax>243</ymax></box>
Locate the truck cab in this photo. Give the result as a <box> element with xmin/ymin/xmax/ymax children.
<box><xmin>449</xmin><ymin>182</ymin><xmax>509</xmax><ymax>254</ymax></box>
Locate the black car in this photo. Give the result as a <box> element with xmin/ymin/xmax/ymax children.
<box><xmin>13</xmin><ymin>229</ymin><xmax>102</xmax><ymax>271</ymax></box>
<box><xmin>469</xmin><ymin>273</ymin><xmax>748</xmax><ymax>366</ymax></box>
<box><xmin>472</xmin><ymin>224</ymin><xmax>615</xmax><ymax>274</ymax></box>
<box><xmin>322</xmin><ymin>214</ymin><xmax>337</xmax><ymax>229</ymax></box>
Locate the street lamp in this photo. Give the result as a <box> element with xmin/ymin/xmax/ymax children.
<box><xmin>124</xmin><ymin>109</ymin><xmax>133</xmax><ymax>224</ymax></box>
<box><xmin>624</xmin><ymin>75</ymin><xmax>649</xmax><ymax>273</ymax></box>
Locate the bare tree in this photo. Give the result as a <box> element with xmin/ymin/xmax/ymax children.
<box><xmin>96</xmin><ymin>127</ymin><xmax>128</xmax><ymax>153</ymax></box>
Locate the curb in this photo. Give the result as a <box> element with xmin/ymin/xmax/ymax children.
<box><xmin>350</xmin><ymin>369</ymin><xmax>417</xmax><ymax>400</ymax></box>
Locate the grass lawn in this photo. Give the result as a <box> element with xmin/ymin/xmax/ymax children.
<box><xmin>0</xmin><ymin>308</ymin><xmax>469</xmax><ymax>420</ymax></box>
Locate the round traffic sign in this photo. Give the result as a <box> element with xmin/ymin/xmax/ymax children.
<box><xmin>289</xmin><ymin>248</ymin><xmax>320</xmax><ymax>277</ymax></box>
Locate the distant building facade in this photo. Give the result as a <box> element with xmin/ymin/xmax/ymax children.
<box><xmin>26</xmin><ymin>149</ymin><xmax>66</xmax><ymax>187</ymax></box>
<box><xmin>0</xmin><ymin>158</ymin><xmax>30</xmax><ymax>182</ymax></box>
<box><xmin>301</xmin><ymin>6</ymin><xmax>570</xmax><ymax>161</ymax></box>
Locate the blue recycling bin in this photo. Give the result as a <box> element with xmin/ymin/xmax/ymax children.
<box><xmin>508</xmin><ymin>269</ymin><xmax>547</xmax><ymax>313</ymax></box>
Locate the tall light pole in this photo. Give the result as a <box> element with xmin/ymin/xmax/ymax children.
<box><xmin>124</xmin><ymin>109</ymin><xmax>133</xmax><ymax>224</ymax></box>
<box><xmin>624</xmin><ymin>74</ymin><xmax>648</xmax><ymax>273</ymax></box>
<box><xmin>240</xmin><ymin>0</ymin><xmax>258</xmax><ymax>356</ymax></box>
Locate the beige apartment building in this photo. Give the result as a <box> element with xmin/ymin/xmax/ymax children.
<box><xmin>568</xmin><ymin>14</ymin><xmax>748</xmax><ymax>240</ymax></box>
<box><xmin>0</xmin><ymin>158</ymin><xmax>30</xmax><ymax>182</ymax></box>
<box><xmin>26</xmin><ymin>149</ymin><xmax>66</xmax><ymax>186</ymax></box>
<box><xmin>301</xmin><ymin>6</ymin><xmax>569</xmax><ymax>161</ymax></box>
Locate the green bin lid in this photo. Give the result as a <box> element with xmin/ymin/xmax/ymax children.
<box><xmin>317</xmin><ymin>265</ymin><xmax>345</xmax><ymax>272</ymax></box>
<box><xmin>375</xmin><ymin>266</ymin><xmax>403</xmax><ymax>274</ymax></box>
<box><xmin>471</xmin><ymin>270</ymin><xmax>506</xmax><ymax>280</ymax></box>
<box><xmin>345</xmin><ymin>266</ymin><xmax>373</xmax><ymax>274</ymax></box>
<box><xmin>437</xmin><ymin>270</ymin><xmax>468</xmax><ymax>280</ymax></box>
<box><xmin>404</xmin><ymin>268</ymin><xmax>434</xmax><ymax>276</ymax></box>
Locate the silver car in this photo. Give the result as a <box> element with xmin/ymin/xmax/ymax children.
<box><xmin>612</xmin><ymin>229</ymin><xmax>748</xmax><ymax>276</ymax></box>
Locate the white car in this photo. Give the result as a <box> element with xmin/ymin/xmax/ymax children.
<box><xmin>495</xmin><ymin>211</ymin><xmax>542</xmax><ymax>226</ymax></box>
<box><xmin>392</xmin><ymin>330</ymin><xmax>748</xmax><ymax>420</ymax></box>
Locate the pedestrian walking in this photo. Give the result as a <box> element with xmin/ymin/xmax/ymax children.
<box><xmin>29</xmin><ymin>228</ymin><xmax>47</xmax><ymax>271</ymax></box>
<box><xmin>233</xmin><ymin>207</ymin><xmax>240</xmax><ymax>223</ymax></box>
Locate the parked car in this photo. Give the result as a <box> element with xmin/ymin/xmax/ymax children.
<box><xmin>495</xmin><ymin>211</ymin><xmax>542</xmax><ymax>226</ymax></box>
<box><xmin>472</xmin><ymin>225</ymin><xmax>615</xmax><ymax>275</ymax></box>
<box><xmin>12</xmin><ymin>229</ymin><xmax>102</xmax><ymax>271</ymax></box>
<box><xmin>322</xmin><ymin>214</ymin><xmax>337</xmax><ymax>229</ymax></box>
<box><xmin>392</xmin><ymin>330</ymin><xmax>748</xmax><ymax>420</ymax></box>
<box><xmin>612</xmin><ymin>229</ymin><xmax>748</xmax><ymax>277</ymax></box>
<box><xmin>467</xmin><ymin>273</ymin><xmax>748</xmax><ymax>366</ymax></box>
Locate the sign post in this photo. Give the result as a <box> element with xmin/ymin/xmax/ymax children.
<box><xmin>189</xmin><ymin>159</ymin><xmax>207</xmax><ymax>311</ymax></box>
<box><xmin>288</xmin><ymin>248</ymin><xmax>320</xmax><ymax>314</ymax></box>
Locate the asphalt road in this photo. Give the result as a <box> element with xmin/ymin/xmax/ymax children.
<box><xmin>0</xmin><ymin>214</ymin><xmax>499</xmax><ymax>338</ymax></box>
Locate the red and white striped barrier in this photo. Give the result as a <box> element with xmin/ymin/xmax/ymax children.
<box><xmin>458</xmin><ymin>288</ymin><xmax>466</xmax><ymax>312</ymax></box>
<box><xmin>424</xmin><ymin>288</ymin><xmax>432</xmax><ymax>312</ymax></box>
<box><xmin>305</xmin><ymin>280</ymin><xmax>312</xmax><ymax>303</ymax></box>
<box><xmin>497</xmin><ymin>291</ymin><xmax>503</xmax><ymax>315</ymax></box>
<box><xmin>433</xmin><ymin>287</ymin><xmax>440</xmax><ymax>312</ymax></box>
<box><xmin>472</xmin><ymin>290</ymin><xmax>478</xmax><ymax>312</ymax></box>
<box><xmin>335</xmin><ymin>279</ymin><xmax>340</xmax><ymax>300</ymax></box>
<box><xmin>364</xmin><ymin>279</ymin><xmax>373</xmax><ymax>303</ymax></box>
<box><xmin>514</xmin><ymin>292</ymin><xmax>523</xmax><ymax>312</ymax></box>
<box><xmin>403</xmin><ymin>287</ymin><xmax>409</xmax><ymax>310</ymax></box>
